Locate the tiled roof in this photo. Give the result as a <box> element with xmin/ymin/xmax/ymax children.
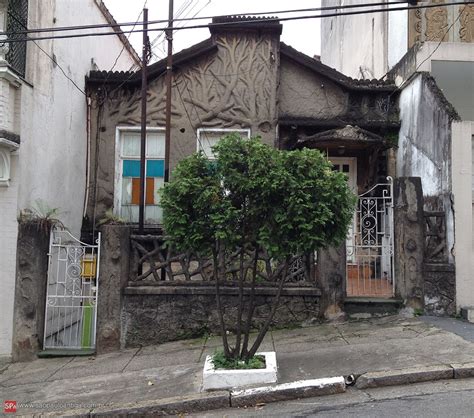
<box><xmin>280</xmin><ymin>43</ymin><xmax>396</xmax><ymax>91</ymax></box>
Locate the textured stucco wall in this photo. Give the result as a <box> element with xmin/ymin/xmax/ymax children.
<box><xmin>278</xmin><ymin>58</ymin><xmax>347</xmax><ymax>120</ymax></box>
<box><xmin>87</xmin><ymin>31</ymin><xmax>281</xmax><ymax>223</ymax></box>
<box><xmin>0</xmin><ymin>0</ymin><xmax>136</xmax><ymax>358</ymax></box>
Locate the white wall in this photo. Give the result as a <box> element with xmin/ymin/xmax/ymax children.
<box><xmin>397</xmin><ymin>73</ymin><xmax>455</xmax><ymax>267</ymax></box>
<box><xmin>0</xmin><ymin>152</ymin><xmax>19</xmax><ymax>356</ymax></box>
<box><xmin>18</xmin><ymin>0</ymin><xmax>136</xmax><ymax>235</ymax></box>
<box><xmin>387</xmin><ymin>6</ymin><xmax>408</xmax><ymax>69</ymax></box>
<box><xmin>451</xmin><ymin>122</ymin><xmax>474</xmax><ymax>310</ymax></box>
<box><xmin>0</xmin><ymin>0</ymin><xmax>137</xmax><ymax>358</ymax></box>
<box><xmin>321</xmin><ymin>0</ymin><xmax>408</xmax><ymax>79</ymax></box>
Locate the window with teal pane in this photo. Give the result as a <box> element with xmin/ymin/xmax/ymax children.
<box><xmin>146</xmin><ymin>160</ymin><xmax>164</xmax><ymax>177</ymax></box>
<box><xmin>122</xmin><ymin>160</ymin><xmax>140</xmax><ymax>177</ymax></box>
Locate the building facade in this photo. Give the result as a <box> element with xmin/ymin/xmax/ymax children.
<box><xmin>0</xmin><ymin>0</ymin><xmax>139</xmax><ymax>360</ymax></box>
<box><xmin>321</xmin><ymin>0</ymin><xmax>474</xmax><ymax>314</ymax></box>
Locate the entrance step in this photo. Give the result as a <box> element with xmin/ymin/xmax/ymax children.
<box><xmin>344</xmin><ymin>297</ymin><xmax>404</xmax><ymax>319</ymax></box>
<box><xmin>37</xmin><ymin>349</ymin><xmax>95</xmax><ymax>358</ymax></box>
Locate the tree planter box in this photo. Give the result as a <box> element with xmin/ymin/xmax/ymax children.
<box><xmin>203</xmin><ymin>352</ymin><xmax>277</xmax><ymax>391</ymax></box>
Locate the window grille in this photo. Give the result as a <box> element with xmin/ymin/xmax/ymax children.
<box><xmin>6</xmin><ymin>0</ymin><xmax>28</xmax><ymax>77</ymax></box>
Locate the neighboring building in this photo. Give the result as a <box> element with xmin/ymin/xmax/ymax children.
<box><xmin>321</xmin><ymin>0</ymin><xmax>474</xmax><ymax>315</ymax></box>
<box><xmin>0</xmin><ymin>0</ymin><xmax>139</xmax><ymax>360</ymax></box>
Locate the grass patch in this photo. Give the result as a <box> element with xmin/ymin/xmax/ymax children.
<box><xmin>212</xmin><ymin>350</ymin><xmax>266</xmax><ymax>370</ymax></box>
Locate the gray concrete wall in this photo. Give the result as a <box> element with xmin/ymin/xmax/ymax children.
<box><xmin>121</xmin><ymin>286</ymin><xmax>320</xmax><ymax>347</ymax></box>
<box><xmin>316</xmin><ymin>244</ymin><xmax>346</xmax><ymax>321</ymax></box>
<box><xmin>394</xmin><ymin>177</ymin><xmax>425</xmax><ymax>311</ymax></box>
<box><xmin>11</xmin><ymin>222</ymin><xmax>50</xmax><ymax>362</ymax></box>
<box><xmin>97</xmin><ymin>224</ymin><xmax>130</xmax><ymax>354</ymax></box>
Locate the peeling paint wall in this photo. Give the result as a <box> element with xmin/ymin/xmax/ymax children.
<box><xmin>398</xmin><ymin>73</ymin><xmax>455</xmax><ymax>257</ymax></box>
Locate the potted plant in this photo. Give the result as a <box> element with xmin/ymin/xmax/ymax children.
<box><xmin>161</xmin><ymin>135</ymin><xmax>355</xmax><ymax>390</ymax></box>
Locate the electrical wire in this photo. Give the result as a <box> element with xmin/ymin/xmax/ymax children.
<box><xmin>6</xmin><ymin>11</ymin><xmax>86</xmax><ymax>96</ymax></box>
<box><xmin>2</xmin><ymin>2</ymin><xmax>472</xmax><ymax>43</ymax></box>
<box><xmin>0</xmin><ymin>1</ymin><xmax>410</xmax><ymax>36</ymax></box>
<box><xmin>107</xmin><ymin>1</ymin><xmax>147</xmax><ymax>74</ymax></box>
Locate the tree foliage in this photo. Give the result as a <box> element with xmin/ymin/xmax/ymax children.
<box><xmin>161</xmin><ymin>135</ymin><xmax>355</xmax><ymax>361</ymax></box>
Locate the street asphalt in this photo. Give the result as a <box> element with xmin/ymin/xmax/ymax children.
<box><xmin>2</xmin><ymin>315</ymin><xmax>474</xmax><ymax>415</ymax></box>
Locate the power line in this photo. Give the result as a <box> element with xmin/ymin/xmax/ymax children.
<box><xmin>107</xmin><ymin>1</ymin><xmax>147</xmax><ymax>74</ymax></box>
<box><xmin>0</xmin><ymin>1</ymin><xmax>409</xmax><ymax>37</ymax></box>
<box><xmin>6</xmin><ymin>11</ymin><xmax>86</xmax><ymax>96</ymax></box>
<box><xmin>2</xmin><ymin>1</ymin><xmax>473</xmax><ymax>43</ymax></box>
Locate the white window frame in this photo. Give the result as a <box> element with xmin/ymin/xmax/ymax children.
<box><xmin>0</xmin><ymin>138</ymin><xmax>19</xmax><ymax>187</ymax></box>
<box><xmin>196</xmin><ymin>128</ymin><xmax>251</xmax><ymax>159</ymax></box>
<box><xmin>114</xmin><ymin>126</ymin><xmax>165</xmax><ymax>220</ymax></box>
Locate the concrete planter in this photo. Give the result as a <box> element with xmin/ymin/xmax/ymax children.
<box><xmin>202</xmin><ymin>352</ymin><xmax>278</xmax><ymax>391</ymax></box>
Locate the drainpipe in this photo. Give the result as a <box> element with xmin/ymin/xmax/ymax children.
<box><xmin>83</xmin><ymin>95</ymin><xmax>92</xmax><ymax>220</ymax></box>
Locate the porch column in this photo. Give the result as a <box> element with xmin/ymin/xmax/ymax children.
<box><xmin>316</xmin><ymin>243</ymin><xmax>346</xmax><ymax>320</ymax></box>
<box><xmin>393</xmin><ymin>177</ymin><xmax>424</xmax><ymax>310</ymax></box>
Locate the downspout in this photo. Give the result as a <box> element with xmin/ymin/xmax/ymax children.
<box><xmin>83</xmin><ymin>95</ymin><xmax>92</xmax><ymax>220</ymax></box>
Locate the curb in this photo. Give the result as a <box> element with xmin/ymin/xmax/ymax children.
<box><xmin>41</xmin><ymin>363</ymin><xmax>474</xmax><ymax>416</ymax></box>
<box><xmin>231</xmin><ymin>377</ymin><xmax>346</xmax><ymax>407</ymax></box>
<box><xmin>356</xmin><ymin>362</ymin><xmax>474</xmax><ymax>389</ymax></box>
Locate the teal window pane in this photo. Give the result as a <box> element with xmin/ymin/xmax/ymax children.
<box><xmin>123</xmin><ymin>160</ymin><xmax>140</xmax><ymax>177</ymax></box>
<box><xmin>147</xmin><ymin>160</ymin><xmax>164</xmax><ymax>177</ymax></box>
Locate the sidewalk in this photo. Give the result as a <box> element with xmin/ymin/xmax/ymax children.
<box><xmin>2</xmin><ymin>315</ymin><xmax>474</xmax><ymax>416</ymax></box>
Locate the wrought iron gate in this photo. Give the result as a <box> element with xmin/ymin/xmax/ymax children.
<box><xmin>43</xmin><ymin>227</ymin><xmax>101</xmax><ymax>351</ymax></box>
<box><xmin>346</xmin><ymin>177</ymin><xmax>394</xmax><ymax>298</ymax></box>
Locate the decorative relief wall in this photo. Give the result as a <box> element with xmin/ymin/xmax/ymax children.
<box><xmin>103</xmin><ymin>33</ymin><xmax>278</xmax><ymax>133</ymax></box>
<box><xmin>409</xmin><ymin>2</ymin><xmax>474</xmax><ymax>45</ymax></box>
<box><xmin>460</xmin><ymin>5</ymin><xmax>474</xmax><ymax>42</ymax></box>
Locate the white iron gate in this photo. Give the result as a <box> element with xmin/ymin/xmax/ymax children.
<box><xmin>346</xmin><ymin>177</ymin><xmax>394</xmax><ymax>297</ymax></box>
<box><xmin>43</xmin><ymin>227</ymin><xmax>101</xmax><ymax>350</ymax></box>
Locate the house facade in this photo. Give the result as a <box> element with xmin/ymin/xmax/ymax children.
<box><xmin>321</xmin><ymin>0</ymin><xmax>474</xmax><ymax>315</ymax></box>
<box><xmin>76</xmin><ymin>16</ymin><xmax>432</xmax><ymax>351</ymax></box>
<box><xmin>0</xmin><ymin>0</ymin><xmax>139</xmax><ymax>360</ymax></box>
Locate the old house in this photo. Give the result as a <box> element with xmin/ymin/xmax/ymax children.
<box><xmin>321</xmin><ymin>0</ymin><xmax>474</xmax><ymax>316</ymax></box>
<box><xmin>1</xmin><ymin>0</ymin><xmax>139</xmax><ymax>362</ymax></box>
<box><xmin>74</xmin><ymin>16</ymin><xmax>428</xmax><ymax>352</ymax></box>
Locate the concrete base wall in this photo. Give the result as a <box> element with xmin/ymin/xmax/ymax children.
<box><xmin>11</xmin><ymin>222</ymin><xmax>50</xmax><ymax>362</ymax></box>
<box><xmin>122</xmin><ymin>286</ymin><xmax>321</xmax><ymax>348</ymax></box>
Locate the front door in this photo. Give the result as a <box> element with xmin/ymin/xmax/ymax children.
<box><xmin>330</xmin><ymin>157</ymin><xmax>357</xmax><ymax>263</ymax></box>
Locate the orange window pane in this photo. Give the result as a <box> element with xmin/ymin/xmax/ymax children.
<box><xmin>131</xmin><ymin>178</ymin><xmax>155</xmax><ymax>205</ymax></box>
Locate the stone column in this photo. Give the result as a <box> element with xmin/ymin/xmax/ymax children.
<box><xmin>96</xmin><ymin>224</ymin><xmax>130</xmax><ymax>354</ymax></box>
<box><xmin>316</xmin><ymin>243</ymin><xmax>346</xmax><ymax>320</ymax></box>
<box><xmin>394</xmin><ymin>177</ymin><xmax>424</xmax><ymax>310</ymax></box>
<box><xmin>11</xmin><ymin>222</ymin><xmax>50</xmax><ymax>362</ymax></box>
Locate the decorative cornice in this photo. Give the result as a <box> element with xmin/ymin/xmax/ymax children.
<box><xmin>0</xmin><ymin>64</ymin><xmax>22</xmax><ymax>87</ymax></box>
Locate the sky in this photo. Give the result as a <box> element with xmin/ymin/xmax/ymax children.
<box><xmin>104</xmin><ymin>0</ymin><xmax>322</xmax><ymax>64</ymax></box>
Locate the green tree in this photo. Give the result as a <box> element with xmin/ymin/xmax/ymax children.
<box><xmin>161</xmin><ymin>135</ymin><xmax>355</xmax><ymax>362</ymax></box>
